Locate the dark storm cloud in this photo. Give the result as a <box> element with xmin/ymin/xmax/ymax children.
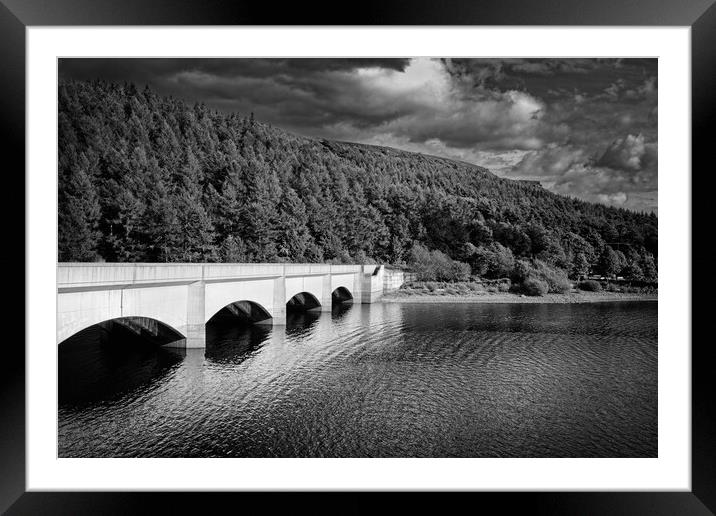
<box><xmin>61</xmin><ymin>58</ymin><xmax>415</xmax><ymax>128</ymax></box>
<box><xmin>59</xmin><ymin>57</ymin><xmax>657</xmax><ymax>212</ymax></box>
<box><xmin>59</xmin><ymin>57</ymin><xmax>411</xmax><ymax>82</ymax></box>
<box><xmin>443</xmin><ymin>58</ymin><xmax>656</xmax><ymax>98</ymax></box>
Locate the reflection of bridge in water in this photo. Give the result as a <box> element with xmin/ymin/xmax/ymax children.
<box><xmin>58</xmin><ymin>263</ymin><xmax>404</xmax><ymax>348</ymax></box>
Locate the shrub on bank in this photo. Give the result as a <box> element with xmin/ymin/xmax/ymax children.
<box><xmin>606</xmin><ymin>283</ymin><xmax>657</xmax><ymax>294</ymax></box>
<box><xmin>549</xmin><ymin>276</ymin><xmax>572</xmax><ymax>293</ymax></box>
<box><xmin>578</xmin><ymin>280</ymin><xmax>602</xmax><ymax>292</ymax></box>
<box><xmin>400</xmin><ymin>276</ymin><xmax>578</xmax><ymax>298</ymax></box>
<box><xmin>510</xmin><ymin>259</ymin><xmax>533</xmax><ymax>284</ymax></box>
<box><xmin>465</xmin><ymin>242</ymin><xmax>515</xmax><ymax>279</ymax></box>
<box><xmin>449</xmin><ymin>261</ymin><xmax>472</xmax><ymax>283</ymax></box>
<box><xmin>606</xmin><ymin>282</ymin><xmax>622</xmax><ymax>292</ymax></box>
<box><xmin>522</xmin><ymin>277</ymin><xmax>549</xmax><ymax>296</ymax></box>
<box><xmin>510</xmin><ymin>259</ymin><xmax>571</xmax><ymax>294</ymax></box>
<box><xmin>408</xmin><ymin>243</ymin><xmax>471</xmax><ymax>282</ymax></box>
<box><xmin>532</xmin><ymin>260</ymin><xmax>572</xmax><ymax>293</ymax></box>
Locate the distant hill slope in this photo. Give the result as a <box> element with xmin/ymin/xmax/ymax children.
<box><xmin>58</xmin><ymin>79</ymin><xmax>657</xmax><ymax>280</ymax></box>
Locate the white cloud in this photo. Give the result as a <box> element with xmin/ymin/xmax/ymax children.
<box><xmin>597</xmin><ymin>134</ymin><xmax>657</xmax><ymax>172</ymax></box>
<box><xmin>342</xmin><ymin>59</ymin><xmax>548</xmax><ymax>150</ymax></box>
<box><xmin>596</xmin><ymin>192</ymin><xmax>628</xmax><ymax>205</ymax></box>
<box><xmin>353</xmin><ymin>58</ymin><xmax>452</xmax><ymax>104</ymax></box>
<box><xmin>508</xmin><ymin>144</ymin><xmax>586</xmax><ymax>179</ymax></box>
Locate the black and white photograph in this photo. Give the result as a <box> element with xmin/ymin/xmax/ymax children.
<box><xmin>56</xmin><ymin>57</ymin><xmax>658</xmax><ymax>459</ymax></box>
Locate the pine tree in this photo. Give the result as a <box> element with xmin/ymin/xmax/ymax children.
<box><xmin>640</xmin><ymin>252</ymin><xmax>658</xmax><ymax>281</ymax></box>
<box><xmin>58</xmin><ymin>152</ymin><xmax>101</xmax><ymax>261</ymax></box>
<box><xmin>170</xmin><ymin>150</ymin><xmax>216</xmax><ymax>261</ymax></box>
<box><xmin>238</xmin><ymin>159</ymin><xmax>280</xmax><ymax>261</ymax></box>
<box><xmin>219</xmin><ymin>235</ymin><xmax>248</xmax><ymax>262</ymax></box>
<box><xmin>597</xmin><ymin>246</ymin><xmax>620</xmax><ymax>278</ymax></box>
<box><xmin>275</xmin><ymin>187</ymin><xmax>313</xmax><ymax>261</ymax></box>
<box><xmin>570</xmin><ymin>252</ymin><xmax>591</xmax><ymax>280</ymax></box>
<box><xmin>173</xmin><ymin>189</ymin><xmax>215</xmax><ymax>262</ymax></box>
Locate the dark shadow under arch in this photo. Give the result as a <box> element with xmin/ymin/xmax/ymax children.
<box><xmin>286</xmin><ymin>292</ymin><xmax>322</xmax><ymax>311</ymax></box>
<box><xmin>205</xmin><ymin>323</ymin><xmax>271</xmax><ymax>365</ymax></box>
<box><xmin>208</xmin><ymin>300</ymin><xmax>273</xmax><ymax>326</ymax></box>
<box><xmin>205</xmin><ymin>301</ymin><xmax>273</xmax><ymax>362</ymax></box>
<box><xmin>331</xmin><ymin>301</ymin><xmax>353</xmax><ymax>319</ymax></box>
<box><xmin>59</xmin><ymin>316</ymin><xmax>186</xmax><ymax>348</ymax></box>
<box><xmin>332</xmin><ymin>286</ymin><xmax>354</xmax><ymax>305</ymax></box>
<box><xmin>286</xmin><ymin>308</ymin><xmax>322</xmax><ymax>330</ymax></box>
<box><xmin>58</xmin><ymin>317</ymin><xmax>186</xmax><ymax>407</ymax></box>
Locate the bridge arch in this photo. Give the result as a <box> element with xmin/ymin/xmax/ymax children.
<box><xmin>332</xmin><ymin>286</ymin><xmax>353</xmax><ymax>304</ymax></box>
<box><xmin>207</xmin><ymin>300</ymin><xmax>273</xmax><ymax>325</ymax></box>
<box><xmin>58</xmin><ymin>316</ymin><xmax>186</xmax><ymax>347</ymax></box>
<box><xmin>286</xmin><ymin>291</ymin><xmax>322</xmax><ymax>311</ymax></box>
<box><xmin>204</xmin><ymin>279</ymin><xmax>277</xmax><ymax>325</ymax></box>
<box><xmin>56</xmin><ymin>285</ymin><xmax>193</xmax><ymax>345</ymax></box>
<box><xmin>330</xmin><ymin>272</ymin><xmax>356</xmax><ymax>303</ymax></box>
<box><xmin>284</xmin><ymin>275</ymin><xmax>324</xmax><ymax>306</ymax></box>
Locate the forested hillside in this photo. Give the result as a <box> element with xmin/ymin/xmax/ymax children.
<box><xmin>58</xmin><ymin>80</ymin><xmax>657</xmax><ymax>282</ymax></box>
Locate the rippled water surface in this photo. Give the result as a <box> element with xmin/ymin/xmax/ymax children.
<box><xmin>59</xmin><ymin>301</ymin><xmax>657</xmax><ymax>457</ymax></box>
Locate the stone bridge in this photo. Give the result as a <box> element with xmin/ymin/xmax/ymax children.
<box><xmin>57</xmin><ymin>263</ymin><xmax>392</xmax><ymax>348</ymax></box>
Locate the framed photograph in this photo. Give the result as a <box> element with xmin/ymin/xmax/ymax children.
<box><xmin>3</xmin><ymin>0</ymin><xmax>711</xmax><ymax>513</ymax></box>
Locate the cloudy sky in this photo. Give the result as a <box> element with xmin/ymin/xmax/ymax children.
<box><xmin>60</xmin><ymin>58</ymin><xmax>658</xmax><ymax>213</ymax></box>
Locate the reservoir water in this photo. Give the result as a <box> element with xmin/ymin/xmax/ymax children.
<box><xmin>58</xmin><ymin>301</ymin><xmax>657</xmax><ymax>457</ymax></box>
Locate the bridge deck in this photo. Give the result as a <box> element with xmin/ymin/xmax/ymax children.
<box><xmin>58</xmin><ymin>263</ymin><xmax>371</xmax><ymax>289</ymax></box>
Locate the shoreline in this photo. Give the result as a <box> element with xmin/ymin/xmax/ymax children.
<box><xmin>380</xmin><ymin>290</ymin><xmax>657</xmax><ymax>304</ymax></box>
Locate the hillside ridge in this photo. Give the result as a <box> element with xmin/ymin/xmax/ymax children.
<box><xmin>58</xmin><ymin>79</ymin><xmax>657</xmax><ymax>283</ymax></box>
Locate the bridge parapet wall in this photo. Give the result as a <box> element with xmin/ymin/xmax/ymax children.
<box><xmin>58</xmin><ymin>263</ymin><xmax>204</xmax><ymax>289</ymax></box>
<box><xmin>58</xmin><ymin>263</ymin><xmax>368</xmax><ymax>288</ymax></box>
<box><xmin>284</xmin><ymin>263</ymin><xmax>330</xmax><ymax>276</ymax></box>
<box><xmin>202</xmin><ymin>263</ymin><xmax>284</xmax><ymax>281</ymax></box>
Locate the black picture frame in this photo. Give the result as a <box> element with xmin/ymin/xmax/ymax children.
<box><xmin>1</xmin><ymin>1</ymin><xmax>711</xmax><ymax>513</ymax></box>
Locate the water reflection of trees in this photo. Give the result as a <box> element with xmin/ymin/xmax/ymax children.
<box><xmin>59</xmin><ymin>322</ymin><xmax>186</xmax><ymax>408</ymax></box>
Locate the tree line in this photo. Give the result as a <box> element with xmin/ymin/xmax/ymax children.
<box><xmin>58</xmin><ymin>80</ymin><xmax>657</xmax><ymax>283</ymax></box>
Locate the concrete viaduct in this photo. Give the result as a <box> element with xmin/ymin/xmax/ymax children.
<box><xmin>57</xmin><ymin>263</ymin><xmax>402</xmax><ymax>348</ymax></box>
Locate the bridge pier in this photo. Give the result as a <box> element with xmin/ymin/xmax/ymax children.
<box><xmin>320</xmin><ymin>273</ymin><xmax>333</xmax><ymax>312</ymax></box>
<box><xmin>185</xmin><ymin>280</ymin><xmax>207</xmax><ymax>349</ymax></box>
<box><xmin>353</xmin><ymin>270</ymin><xmax>364</xmax><ymax>304</ymax></box>
<box><xmin>270</xmin><ymin>275</ymin><xmax>287</xmax><ymax>325</ymax></box>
